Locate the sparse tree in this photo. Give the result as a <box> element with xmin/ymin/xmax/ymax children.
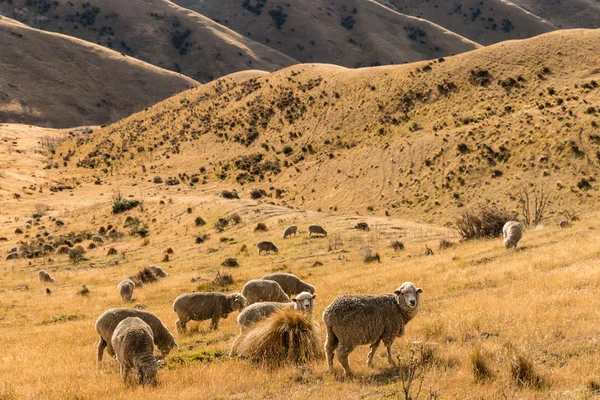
<box><xmin>519</xmin><ymin>186</ymin><xmax>551</xmax><ymax>228</ymax></box>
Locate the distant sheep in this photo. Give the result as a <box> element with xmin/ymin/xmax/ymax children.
<box><xmin>5</xmin><ymin>252</ymin><xmax>19</xmax><ymax>261</ymax></box>
<box><xmin>9</xmin><ymin>247</ymin><xmax>17</xmax><ymax>254</ymax></box>
<box><xmin>237</xmin><ymin>292</ymin><xmax>317</xmax><ymax>329</ymax></box>
<box><xmin>148</xmin><ymin>265</ymin><xmax>168</xmax><ymax>278</ymax></box>
<box><xmin>173</xmin><ymin>292</ymin><xmax>246</xmax><ymax>333</ymax></box>
<box><xmin>260</xmin><ymin>273</ymin><xmax>315</xmax><ymax>296</ymax></box>
<box><xmin>256</xmin><ymin>241</ymin><xmax>278</xmax><ymax>255</ymax></box>
<box><xmin>282</xmin><ymin>225</ymin><xmax>298</xmax><ymax>239</ymax></box>
<box><xmin>323</xmin><ymin>282</ymin><xmax>423</xmax><ymax>376</ymax></box>
<box><xmin>242</xmin><ymin>279</ymin><xmax>290</xmax><ymax>305</ymax></box>
<box><xmin>503</xmin><ymin>221</ymin><xmax>523</xmax><ymax>249</ymax></box>
<box><xmin>55</xmin><ymin>245</ymin><xmax>70</xmax><ymax>254</ymax></box>
<box><xmin>42</xmin><ymin>243</ymin><xmax>55</xmax><ymax>253</ymax></box>
<box><xmin>92</xmin><ymin>235</ymin><xmax>104</xmax><ymax>245</ymax></box>
<box><xmin>38</xmin><ymin>270</ymin><xmax>55</xmax><ymax>283</ymax></box>
<box><xmin>308</xmin><ymin>225</ymin><xmax>327</xmax><ymax>237</ymax></box>
<box><xmin>111</xmin><ymin>317</ymin><xmax>158</xmax><ymax>385</ymax></box>
<box><xmin>95</xmin><ymin>308</ymin><xmax>177</xmax><ymax>362</ymax></box>
<box><xmin>47</xmin><ymin>234</ymin><xmax>54</xmax><ymax>241</ymax></box>
<box><xmin>558</xmin><ymin>220</ymin><xmax>572</xmax><ymax>228</ymax></box>
<box><xmin>117</xmin><ymin>279</ymin><xmax>135</xmax><ymax>302</ymax></box>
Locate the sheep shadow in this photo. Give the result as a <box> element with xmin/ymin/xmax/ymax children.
<box><xmin>363</xmin><ymin>366</ymin><xmax>401</xmax><ymax>385</ymax></box>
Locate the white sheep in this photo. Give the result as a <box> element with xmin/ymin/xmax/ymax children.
<box><xmin>148</xmin><ymin>265</ymin><xmax>168</xmax><ymax>278</ymax></box>
<box><xmin>117</xmin><ymin>279</ymin><xmax>135</xmax><ymax>301</ymax></box>
<box><xmin>503</xmin><ymin>221</ymin><xmax>523</xmax><ymax>249</ymax></box>
<box><xmin>173</xmin><ymin>292</ymin><xmax>246</xmax><ymax>333</ymax></box>
<box><xmin>111</xmin><ymin>317</ymin><xmax>158</xmax><ymax>385</ymax></box>
<box><xmin>38</xmin><ymin>270</ymin><xmax>55</xmax><ymax>283</ymax></box>
<box><xmin>241</xmin><ymin>279</ymin><xmax>290</xmax><ymax>305</ymax></box>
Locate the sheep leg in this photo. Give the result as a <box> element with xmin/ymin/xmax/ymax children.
<box><xmin>337</xmin><ymin>345</ymin><xmax>355</xmax><ymax>377</ymax></box>
<box><xmin>383</xmin><ymin>339</ymin><xmax>397</xmax><ymax>367</ymax></box>
<box><xmin>106</xmin><ymin>343</ymin><xmax>116</xmax><ymax>359</ymax></box>
<box><xmin>366</xmin><ymin>339</ymin><xmax>381</xmax><ymax>368</ymax></box>
<box><xmin>324</xmin><ymin>326</ymin><xmax>338</xmax><ymax>372</ymax></box>
<box><xmin>120</xmin><ymin>363</ymin><xmax>128</xmax><ymax>383</ymax></box>
<box><xmin>210</xmin><ymin>314</ymin><xmax>219</xmax><ymax>330</ymax></box>
<box><xmin>97</xmin><ymin>337</ymin><xmax>107</xmax><ymax>362</ymax></box>
<box><xmin>176</xmin><ymin>317</ymin><xmax>188</xmax><ymax>335</ymax></box>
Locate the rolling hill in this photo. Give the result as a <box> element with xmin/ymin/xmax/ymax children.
<box><xmin>172</xmin><ymin>0</ymin><xmax>480</xmax><ymax>67</ymax></box>
<box><xmin>60</xmin><ymin>29</ymin><xmax>600</xmax><ymax>223</ymax></box>
<box><xmin>0</xmin><ymin>0</ymin><xmax>297</xmax><ymax>83</ymax></box>
<box><xmin>510</xmin><ymin>0</ymin><xmax>600</xmax><ymax>29</ymax></box>
<box><xmin>0</xmin><ymin>16</ymin><xmax>198</xmax><ymax>128</ymax></box>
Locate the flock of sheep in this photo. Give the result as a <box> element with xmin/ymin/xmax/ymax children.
<box><xmin>22</xmin><ymin>220</ymin><xmax>525</xmax><ymax>385</ymax></box>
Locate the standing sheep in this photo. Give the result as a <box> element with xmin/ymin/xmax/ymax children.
<box><xmin>260</xmin><ymin>273</ymin><xmax>315</xmax><ymax>296</ymax></box>
<box><xmin>117</xmin><ymin>279</ymin><xmax>135</xmax><ymax>302</ymax></box>
<box><xmin>92</xmin><ymin>235</ymin><xmax>104</xmax><ymax>245</ymax></box>
<box><xmin>322</xmin><ymin>282</ymin><xmax>423</xmax><ymax>376</ymax></box>
<box><xmin>503</xmin><ymin>221</ymin><xmax>523</xmax><ymax>249</ymax></box>
<box><xmin>256</xmin><ymin>241</ymin><xmax>279</xmax><ymax>255</ymax></box>
<box><xmin>282</xmin><ymin>225</ymin><xmax>298</xmax><ymax>239</ymax></box>
<box><xmin>5</xmin><ymin>252</ymin><xmax>19</xmax><ymax>261</ymax></box>
<box><xmin>42</xmin><ymin>243</ymin><xmax>55</xmax><ymax>253</ymax></box>
<box><xmin>111</xmin><ymin>317</ymin><xmax>158</xmax><ymax>385</ymax></box>
<box><xmin>308</xmin><ymin>225</ymin><xmax>327</xmax><ymax>237</ymax></box>
<box><xmin>9</xmin><ymin>247</ymin><xmax>17</xmax><ymax>254</ymax></box>
<box><xmin>38</xmin><ymin>270</ymin><xmax>55</xmax><ymax>283</ymax></box>
<box><xmin>95</xmin><ymin>308</ymin><xmax>177</xmax><ymax>362</ymax></box>
<box><xmin>173</xmin><ymin>292</ymin><xmax>246</xmax><ymax>333</ymax></box>
<box><xmin>242</xmin><ymin>279</ymin><xmax>290</xmax><ymax>305</ymax></box>
<box><xmin>148</xmin><ymin>265</ymin><xmax>168</xmax><ymax>278</ymax></box>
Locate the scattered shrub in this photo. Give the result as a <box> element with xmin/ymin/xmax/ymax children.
<box><xmin>510</xmin><ymin>354</ymin><xmax>545</xmax><ymax>388</ymax></box>
<box><xmin>112</xmin><ymin>198</ymin><xmax>140</xmax><ymax>214</ymax></box>
<box><xmin>195</xmin><ymin>233</ymin><xmax>210</xmax><ymax>244</ymax></box>
<box><xmin>221</xmin><ymin>258</ymin><xmax>239</xmax><ymax>268</ymax></box>
<box><xmin>130</xmin><ymin>267</ymin><xmax>158</xmax><ymax>287</ymax></box>
<box><xmin>213</xmin><ymin>271</ymin><xmax>234</xmax><ymax>287</ymax></box>
<box><xmin>391</xmin><ymin>240</ymin><xmax>405</xmax><ymax>251</ymax></box>
<box><xmin>77</xmin><ymin>285</ymin><xmax>90</xmax><ymax>296</ymax></box>
<box><xmin>68</xmin><ymin>247</ymin><xmax>86</xmax><ymax>263</ymax></box>
<box><xmin>153</xmin><ymin>176</ymin><xmax>163</xmax><ymax>184</ymax></box>
<box><xmin>454</xmin><ymin>206</ymin><xmax>515</xmax><ymax>241</ymax></box>
<box><xmin>254</xmin><ymin>223</ymin><xmax>268</xmax><ymax>232</ymax></box>
<box><xmin>439</xmin><ymin>239</ymin><xmax>455</xmax><ymax>250</ymax></box>
<box><xmin>355</xmin><ymin>222</ymin><xmax>370</xmax><ymax>231</ymax></box>
<box><xmin>221</xmin><ymin>190</ymin><xmax>239</xmax><ymax>199</ymax></box>
<box><xmin>195</xmin><ymin>216</ymin><xmax>206</xmax><ymax>226</ymax></box>
<box><xmin>250</xmin><ymin>188</ymin><xmax>267</xmax><ymax>199</ymax></box>
<box><xmin>166</xmin><ymin>247</ymin><xmax>174</xmax><ymax>254</ymax></box>
<box><xmin>471</xmin><ymin>347</ymin><xmax>494</xmax><ymax>381</ymax></box>
<box><xmin>362</xmin><ymin>249</ymin><xmax>380</xmax><ymax>263</ymax></box>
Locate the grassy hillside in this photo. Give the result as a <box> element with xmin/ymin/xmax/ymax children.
<box><xmin>172</xmin><ymin>0</ymin><xmax>479</xmax><ymax>67</ymax></box>
<box><xmin>2</xmin><ymin>121</ymin><xmax>600</xmax><ymax>398</ymax></box>
<box><xmin>0</xmin><ymin>0</ymin><xmax>297</xmax><ymax>82</ymax></box>
<box><xmin>376</xmin><ymin>0</ymin><xmax>557</xmax><ymax>45</ymax></box>
<box><xmin>61</xmin><ymin>30</ymin><xmax>600</xmax><ymax>224</ymax></box>
<box><xmin>0</xmin><ymin>16</ymin><xmax>198</xmax><ymax>128</ymax></box>
<box><xmin>510</xmin><ymin>0</ymin><xmax>600</xmax><ymax>29</ymax></box>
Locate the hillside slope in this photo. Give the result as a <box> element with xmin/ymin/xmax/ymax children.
<box><xmin>62</xmin><ymin>30</ymin><xmax>600</xmax><ymax>223</ymax></box>
<box><xmin>172</xmin><ymin>0</ymin><xmax>480</xmax><ymax>67</ymax></box>
<box><xmin>375</xmin><ymin>0</ymin><xmax>557</xmax><ymax>45</ymax></box>
<box><xmin>0</xmin><ymin>16</ymin><xmax>199</xmax><ymax>128</ymax></box>
<box><xmin>0</xmin><ymin>0</ymin><xmax>297</xmax><ymax>82</ymax></box>
<box><xmin>509</xmin><ymin>0</ymin><xmax>600</xmax><ymax>29</ymax></box>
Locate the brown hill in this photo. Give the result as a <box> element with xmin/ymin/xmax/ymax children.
<box><xmin>0</xmin><ymin>16</ymin><xmax>198</xmax><ymax>128</ymax></box>
<box><xmin>509</xmin><ymin>0</ymin><xmax>600</xmax><ymax>29</ymax></box>
<box><xmin>0</xmin><ymin>0</ymin><xmax>297</xmax><ymax>83</ymax></box>
<box><xmin>60</xmin><ymin>30</ymin><xmax>600</xmax><ymax>223</ymax></box>
<box><xmin>172</xmin><ymin>0</ymin><xmax>480</xmax><ymax>67</ymax></box>
<box><xmin>0</xmin><ymin>16</ymin><xmax>199</xmax><ymax>128</ymax></box>
<box><xmin>375</xmin><ymin>0</ymin><xmax>557</xmax><ymax>45</ymax></box>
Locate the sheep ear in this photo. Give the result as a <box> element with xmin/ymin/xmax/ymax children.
<box><xmin>312</xmin><ymin>294</ymin><xmax>317</xmax><ymax>299</ymax></box>
<box><xmin>292</xmin><ymin>298</ymin><xmax>297</xmax><ymax>303</ymax></box>
<box><xmin>394</xmin><ymin>289</ymin><xmax>401</xmax><ymax>295</ymax></box>
<box><xmin>417</xmin><ymin>288</ymin><xmax>423</xmax><ymax>294</ymax></box>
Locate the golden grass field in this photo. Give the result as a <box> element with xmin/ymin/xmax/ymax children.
<box><xmin>1</xmin><ymin>120</ymin><xmax>600</xmax><ymax>399</ymax></box>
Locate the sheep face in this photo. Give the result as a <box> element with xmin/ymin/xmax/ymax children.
<box><xmin>158</xmin><ymin>336</ymin><xmax>178</xmax><ymax>356</ymax></box>
<box><xmin>394</xmin><ymin>282</ymin><xmax>423</xmax><ymax>312</ymax></box>
<box><xmin>504</xmin><ymin>238</ymin><xmax>516</xmax><ymax>249</ymax></box>
<box><xmin>139</xmin><ymin>363</ymin><xmax>158</xmax><ymax>386</ymax></box>
<box><xmin>293</xmin><ymin>292</ymin><xmax>316</xmax><ymax>312</ymax></box>
<box><xmin>230</xmin><ymin>294</ymin><xmax>246</xmax><ymax>311</ymax></box>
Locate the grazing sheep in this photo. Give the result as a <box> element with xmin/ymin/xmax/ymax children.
<box><xmin>322</xmin><ymin>282</ymin><xmax>423</xmax><ymax>376</ymax></box>
<box><xmin>282</xmin><ymin>225</ymin><xmax>298</xmax><ymax>239</ymax></box>
<box><xmin>47</xmin><ymin>234</ymin><xmax>54</xmax><ymax>241</ymax></box>
<box><xmin>5</xmin><ymin>252</ymin><xmax>19</xmax><ymax>261</ymax></box>
<box><xmin>503</xmin><ymin>221</ymin><xmax>523</xmax><ymax>249</ymax></box>
<box><xmin>308</xmin><ymin>225</ymin><xmax>327</xmax><ymax>237</ymax></box>
<box><xmin>42</xmin><ymin>243</ymin><xmax>55</xmax><ymax>253</ymax></box>
<box><xmin>38</xmin><ymin>270</ymin><xmax>55</xmax><ymax>283</ymax></box>
<box><xmin>256</xmin><ymin>241</ymin><xmax>279</xmax><ymax>255</ymax></box>
<box><xmin>111</xmin><ymin>317</ymin><xmax>158</xmax><ymax>385</ymax></box>
<box><xmin>9</xmin><ymin>247</ymin><xmax>17</xmax><ymax>253</ymax></box>
<box><xmin>24</xmin><ymin>223</ymin><xmax>31</xmax><ymax>229</ymax></box>
<box><xmin>173</xmin><ymin>292</ymin><xmax>246</xmax><ymax>333</ymax></box>
<box><xmin>237</xmin><ymin>292</ymin><xmax>317</xmax><ymax>329</ymax></box>
<box><xmin>95</xmin><ymin>308</ymin><xmax>177</xmax><ymax>362</ymax></box>
<box><xmin>260</xmin><ymin>273</ymin><xmax>315</xmax><ymax>296</ymax></box>
<box><xmin>55</xmin><ymin>244</ymin><xmax>70</xmax><ymax>254</ymax></box>
<box><xmin>242</xmin><ymin>279</ymin><xmax>290</xmax><ymax>305</ymax></box>
<box><xmin>148</xmin><ymin>265</ymin><xmax>168</xmax><ymax>278</ymax></box>
<box><xmin>92</xmin><ymin>235</ymin><xmax>104</xmax><ymax>245</ymax></box>
<box><xmin>117</xmin><ymin>279</ymin><xmax>135</xmax><ymax>302</ymax></box>
<box><xmin>558</xmin><ymin>220</ymin><xmax>572</xmax><ymax>228</ymax></box>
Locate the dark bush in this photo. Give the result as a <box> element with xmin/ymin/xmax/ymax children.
<box><xmin>439</xmin><ymin>239</ymin><xmax>455</xmax><ymax>250</ymax></box>
<box><xmin>254</xmin><ymin>223</ymin><xmax>268</xmax><ymax>232</ymax></box>
<box><xmin>221</xmin><ymin>258</ymin><xmax>239</xmax><ymax>268</ymax></box>
<box><xmin>195</xmin><ymin>216</ymin><xmax>206</xmax><ymax>226</ymax></box>
<box><xmin>221</xmin><ymin>190</ymin><xmax>239</xmax><ymax>199</ymax></box>
<box><xmin>391</xmin><ymin>240</ymin><xmax>404</xmax><ymax>251</ymax></box>
<box><xmin>250</xmin><ymin>188</ymin><xmax>267</xmax><ymax>199</ymax></box>
<box><xmin>454</xmin><ymin>206</ymin><xmax>515</xmax><ymax>241</ymax></box>
<box><xmin>112</xmin><ymin>198</ymin><xmax>140</xmax><ymax>214</ymax></box>
<box><xmin>355</xmin><ymin>222</ymin><xmax>370</xmax><ymax>231</ymax></box>
<box><xmin>195</xmin><ymin>233</ymin><xmax>210</xmax><ymax>244</ymax></box>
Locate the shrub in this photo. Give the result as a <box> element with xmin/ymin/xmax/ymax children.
<box><xmin>221</xmin><ymin>190</ymin><xmax>239</xmax><ymax>199</ymax></box>
<box><xmin>213</xmin><ymin>271</ymin><xmax>234</xmax><ymax>287</ymax></box>
<box><xmin>250</xmin><ymin>188</ymin><xmax>267</xmax><ymax>199</ymax></box>
<box><xmin>439</xmin><ymin>239</ymin><xmax>455</xmax><ymax>250</ymax></box>
<box><xmin>362</xmin><ymin>249</ymin><xmax>380</xmax><ymax>263</ymax></box>
<box><xmin>269</xmin><ymin>8</ymin><xmax>287</xmax><ymax>29</ymax></box>
<box><xmin>355</xmin><ymin>222</ymin><xmax>370</xmax><ymax>231</ymax></box>
<box><xmin>194</xmin><ymin>216</ymin><xmax>206</xmax><ymax>226</ymax></box>
<box><xmin>454</xmin><ymin>206</ymin><xmax>515</xmax><ymax>241</ymax></box>
<box><xmin>195</xmin><ymin>233</ymin><xmax>210</xmax><ymax>244</ymax></box>
<box><xmin>510</xmin><ymin>354</ymin><xmax>545</xmax><ymax>388</ymax></box>
<box><xmin>153</xmin><ymin>176</ymin><xmax>163</xmax><ymax>184</ymax></box>
<box><xmin>471</xmin><ymin>347</ymin><xmax>494</xmax><ymax>381</ymax></box>
<box><xmin>221</xmin><ymin>258</ymin><xmax>239</xmax><ymax>268</ymax></box>
<box><xmin>68</xmin><ymin>247</ymin><xmax>86</xmax><ymax>263</ymax></box>
<box><xmin>165</xmin><ymin>247</ymin><xmax>174</xmax><ymax>254</ymax></box>
<box><xmin>214</xmin><ymin>218</ymin><xmax>229</xmax><ymax>232</ymax></box>
<box><xmin>130</xmin><ymin>267</ymin><xmax>159</xmax><ymax>287</ymax></box>
<box><xmin>282</xmin><ymin>145</ymin><xmax>293</xmax><ymax>155</ymax></box>
<box><xmin>77</xmin><ymin>285</ymin><xmax>90</xmax><ymax>296</ymax></box>
<box><xmin>112</xmin><ymin>198</ymin><xmax>140</xmax><ymax>214</ymax></box>
<box><xmin>341</xmin><ymin>15</ymin><xmax>356</xmax><ymax>30</ymax></box>
<box><xmin>391</xmin><ymin>240</ymin><xmax>405</xmax><ymax>251</ymax></box>
<box><xmin>254</xmin><ymin>223</ymin><xmax>268</xmax><ymax>232</ymax></box>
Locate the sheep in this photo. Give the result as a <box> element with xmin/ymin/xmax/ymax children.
<box><xmin>117</xmin><ymin>279</ymin><xmax>135</xmax><ymax>302</ymax></box>
<box><xmin>9</xmin><ymin>247</ymin><xmax>17</xmax><ymax>253</ymax></box>
<box><xmin>256</xmin><ymin>241</ymin><xmax>278</xmax><ymax>255</ymax></box>
<box><xmin>42</xmin><ymin>243</ymin><xmax>55</xmax><ymax>253</ymax></box>
<box><xmin>5</xmin><ymin>252</ymin><xmax>19</xmax><ymax>261</ymax></box>
<box><xmin>55</xmin><ymin>245</ymin><xmax>70</xmax><ymax>254</ymax></box>
<box><xmin>173</xmin><ymin>292</ymin><xmax>246</xmax><ymax>333</ymax></box>
<box><xmin>322</xmin><ymin>282</ymin><xmax>423</xmax><ymax>376</ymax></box>
<box><xmin>92</xmin><ymin>235</ymin><xmax>104</xmax><ymax>245</ymax></box>
<box><xmin>260</xmin><ymin>273</ymin><xmax>315</xmax><ymax>296</ymax></box>
<box><xmin>241</xmin><ymin>279</ymin><xmax>290</xmax><ymax>305</ymax></box>
<box><xmin>47</xmin><ymin>234</ymin><xmax>54</xmax><ymax>241</ymax></box>
<box><xmin>237</xmin><ymin>292</ymin><xmax>317</xmax><ymax>329</ymax></box>
<box><xmin>111</xmin><ymin>317</ymin><xmax>158</xmax><ymax>385</ymax></box>
<box><xmin>558</xmin><ymin>220</ymin><xmax>572</xmax><ymax>228</ymax></box>
<box><xmin>148</xmin><ymin>265</ymin><xmax>168</xmax><ymax>278</ymax></box>
<box><xmin>38</xmin><ymin>270</ymin><xmax>55</xmax><ymax>283</ymax></box>
<box><xmin>282</xmin><ymin>225</ymin><xmax>298</xmax><ymax>239</ymax></box>
<box><xmin>503</xmin><ymin>221</ymin><xmax>523</xmax><ymax>249</ymax></box>
<box><xmin>95</xmin><ymin>308</ymin><xmax>177</xmax><ymax>362</ymax></box>
<box><xmin>308</xmin><ymin>225</ymin><xmax>327</xmax><ymax>237</ymax></box>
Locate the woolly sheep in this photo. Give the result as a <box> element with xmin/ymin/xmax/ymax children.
<box><xmin>5</xmin><ymin>252</ymin><xmax>19</xmax><ymax>261</ymax></box>
<box><xmin>42</xmin><ymin>243</ymin><xmax>55</xmax><ymax>253</ymax></box>
<box><xmin>117</xmin><ymin>279</ymin><xmax>135</xmax><ymax>302</ymax></box>
<box><xmin>9</xmin><ymin>247</ymin><xmax>17</xmax><ymax>253</ymax></box>
<box><xmin>322</xmin><ymin>282</ymin><xmax>423</xmax><ymax>376</ymax></box>
<box><xmin>260</xmin><ymin>273</ymin><xmax>315</xmax><ymax>296</ymax></box>
<box><xmin>173</xmin><ymin>292</ymin><xmax>246</xmax><ymax>333</ymax></box>
<box><xmin>241</xmin><ymin>279</ymin><xmax>290</xmax><ymax>305</ymax></box>
<box><xmin>503</xmin><ymin>221</ymin><xmax>523</xmax><ymax>249</ymax></box>
<box><xmin>111</xmin><ymin>317</ymin><xmax>158</xmax><ymax>385</ymax></box>
<box><xmin>38</xmin><ymin>270</ymin><xmax>55</xmax><ymax>283</ymax></box>
<box><xmin>92</xmin><ymin>235</ymin><xmax>104</xmax><ymax>245</ymax></box>
<box><xmin>237</xmin><ymin>292</ymin><xmax>317</xmax><ymax>329</ymax></box>
<box><xmin>256</xmin><ymin>241</ymin><xmax>278</xmax><ymax>255</ymax></box>
<box><xmin>282</xmin><ymin>225</ymin><xmax>298</xmax><ymax>239</ymax></box>
<box><xmin>95</xmin><ymin>308</ymin><xmax>177</xmax><ymax>362</ymax></box>
<box><xmin>148</xmin><ymin>265</ymin><xmax>168</xmax><ymax>278</ymax></box>
<box><xmin>308</xmin><ymin>225</ymin><xmax>327</xmax><ymax>237</ymax></box>
<box><xmin>47</xmin><ymin>234</ymin><xmax>54</xmax><ymax>241</ymax></box>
